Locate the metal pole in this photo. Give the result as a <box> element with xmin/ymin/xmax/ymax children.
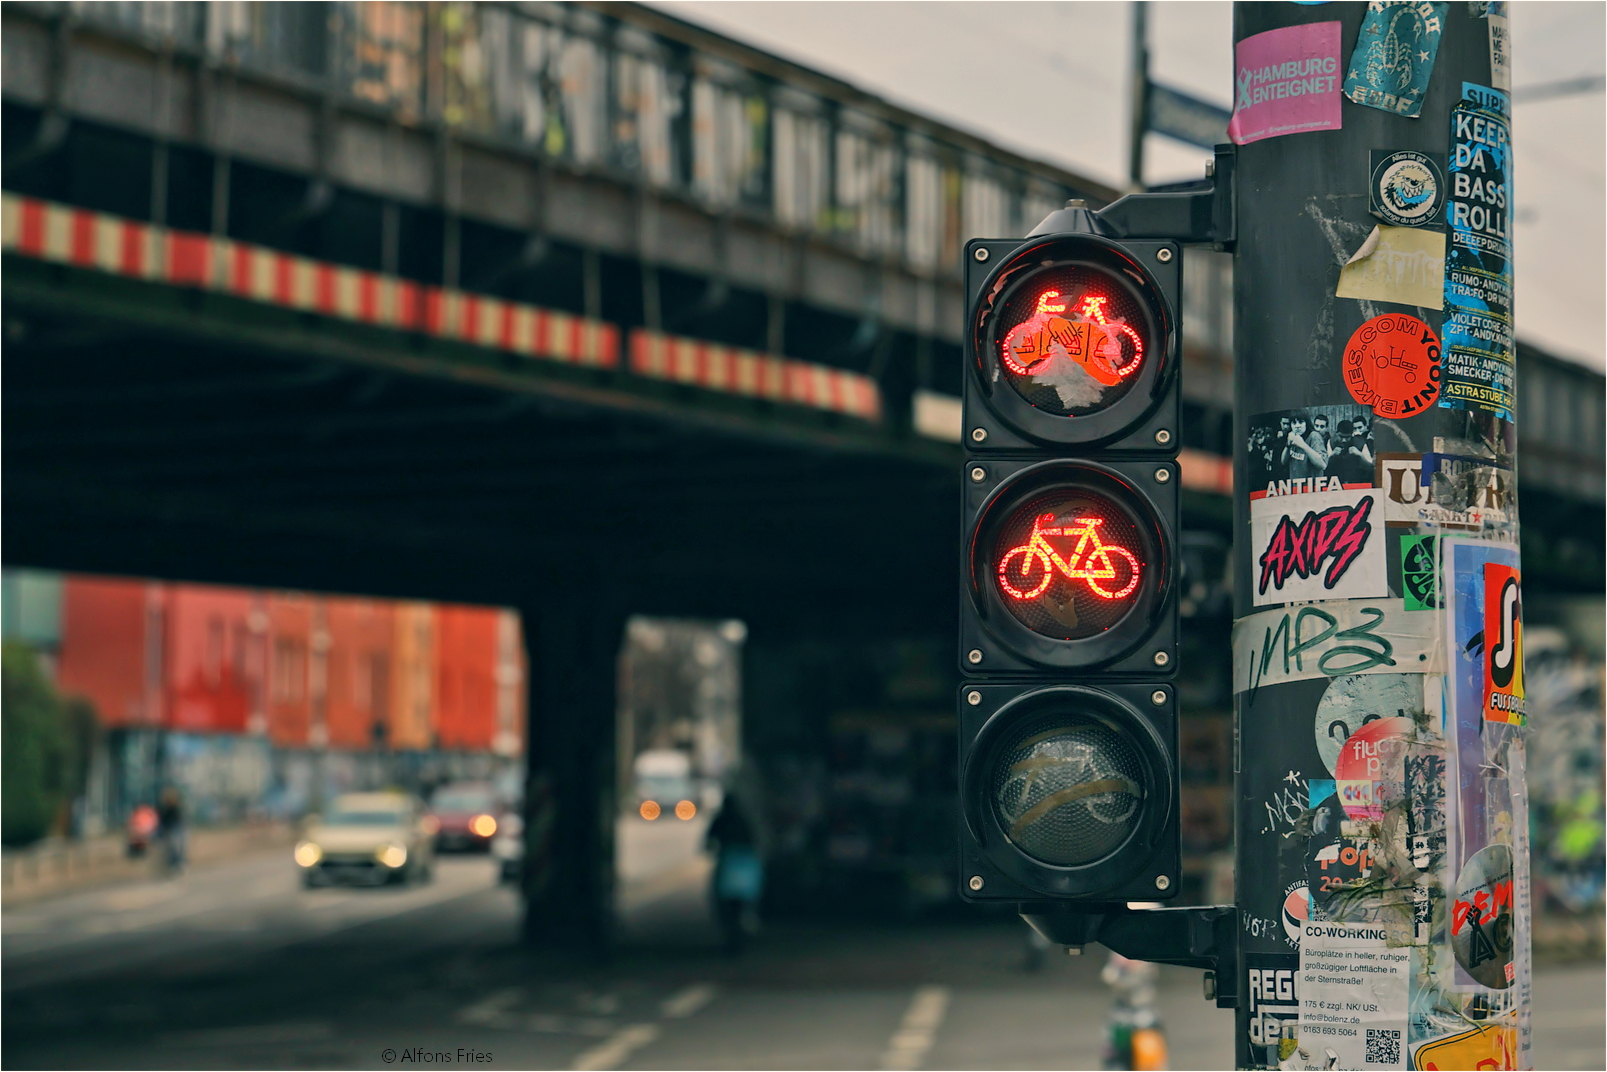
<box><xmin>1128</xmin><ymin>1</ymin><xmax>1150</xmax><ymax>191</ymax></box>
<box><xmin>1230</xmin><ymin>3</ymin><xmax>1524</xmax><ymax>1069</ymax></box>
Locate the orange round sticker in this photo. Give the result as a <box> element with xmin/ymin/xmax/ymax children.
<box><xmin>1342</xmin><ymin>314</ymin><xmax>1441</xmax><ymax>417</ymax></box>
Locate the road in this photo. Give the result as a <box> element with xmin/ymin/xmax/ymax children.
<box><xmin>4</xmin><ymin>831</ymin><xmax>1601</xmax><ymax>1070</ymax></box>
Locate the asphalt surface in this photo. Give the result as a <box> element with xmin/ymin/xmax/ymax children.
<box><xmin>3</xmin><ymin>831</ymin><xmax>1602</xmax><ymax>1070</ymax></box>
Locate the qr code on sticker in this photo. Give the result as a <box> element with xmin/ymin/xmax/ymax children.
<box><xmin>1366</xmin><ymin>1028</ymin><xmax>1401</xmax><ymax>1064</ymax></box>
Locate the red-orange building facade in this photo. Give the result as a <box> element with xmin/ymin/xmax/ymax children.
<box><xmin>55</xmin><ymin>576</ymin><xmax>523</xmax><ymax>756</ymax></box>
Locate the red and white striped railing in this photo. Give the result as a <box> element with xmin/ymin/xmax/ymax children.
<box><xmin>2</xmin><ymin>194</ymin><xmax>882</xmax><ymax>421</ymax></box>
<box><xmin>629</xmin><ymin>330</ymin><xmax>882</xmax><ymax>422</ymax></box>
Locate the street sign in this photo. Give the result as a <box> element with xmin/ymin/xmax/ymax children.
<box><xmin>1147</xmin><ymin>82</ymin><xmax>1231</xmax><ymax>150</ymax></box>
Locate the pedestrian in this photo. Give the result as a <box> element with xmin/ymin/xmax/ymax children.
<box><xmin>157</xmin><ymin>785</ymin><xmax>187</xmax><ymax>875</ymax></box>
<box><xmin>705</xmin><ymin>788</ymin><xmax>764</xmax><ymax>954</ymax></box>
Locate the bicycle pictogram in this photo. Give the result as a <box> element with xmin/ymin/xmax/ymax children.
<box><xmin>997</xmin><ymin>512</ymin><xmax>1142</xmax><ymax>602</ymax></box>
<box><xmin>1000</xmin><ymin>291</ymin><xmax>1145</xmax><ymax>386</ymax></box>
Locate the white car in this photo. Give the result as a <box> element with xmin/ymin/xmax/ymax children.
<box><xmin>295</xmin><ymin>791</ymin><xmax>435</xmax><ymax>887</ymax></box>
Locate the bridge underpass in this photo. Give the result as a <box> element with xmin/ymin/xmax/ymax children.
<box><xmin>3</xmin><ymin>240</ymin><xmax>971</xmax><ymax>949</ymax></box>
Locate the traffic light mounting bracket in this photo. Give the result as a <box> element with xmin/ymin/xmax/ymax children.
<box><xmin>1044</xmin><ymin>143</ymin><xmax>1237</xmax><ymax>250</ymax></box>
<box><xmin>1021</xmin><ymin>903</ymin><xmax>1240</xmax><ymax>1009</ymax></box>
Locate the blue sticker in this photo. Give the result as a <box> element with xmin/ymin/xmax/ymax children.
<box><xmin>1439</xmin><ymin>83</ymin><xmax>1514</xmax><ymax>420</ymax></box>
<box><xmin>1343</xmin><ymin>2</ymin><xmax>1449</xmax><ymax>118</ymax></box>
<box><xmin>1309</xmin><ymin>779</ymin><xmax>1336</xmax><ymax>808</ymax></box>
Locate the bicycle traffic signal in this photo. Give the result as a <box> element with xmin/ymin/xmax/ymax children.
<box><xmin>958</xmin><ymin>217</ymin><xmax>1183</xmax><ymax>906</ymax></box>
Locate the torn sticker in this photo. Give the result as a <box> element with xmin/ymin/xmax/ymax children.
<box><xmin>1233</xmin><ymin>598</ymin><xmax>1440</xmax><ymax>695</ymax></box>
<box><xmin>1229</xmin><ymin>22</ymin><xmax>1343</xmax><ymax>145</ymax></box>
<box><xmin>1343</xmin><ymin>2</ymin><xmax>1449</xmax><ymax>118</ymax></box>
<box><xmin>1370</xmin><ymin>150</ymin><xmax>1446</xmax><ymax>228</ymax></box>
<box><xmin>1377</xmin><ymin>453</ymin><xmax>1508</xmax><ymax>529</ymax></box>
<box><xmin>1342</xmin><ymin>314</ymin><xmax>1442</xmax><ymax>417</ymax></box>
<box><xmin>1337</xmin><ymin>225</ymin><xmax>1446</xmax><ymax>309</ymax></box>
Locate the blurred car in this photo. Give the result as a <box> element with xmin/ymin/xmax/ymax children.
<box><xmin>295</xmin><ymin>791</ymin><xmax>434</xmax><ymax>887</ymax></box>
<box><xmin>491</xmin><ymin>810</ymin><xmax>523</xmax><ymax>884</ymax></box>
<box><xmin>428</xmin><ymin>782</ymin><xmax>502</xmax><ymax>852</ymax></box>
<box><xmin>633</xmin><ymin>749</ymin><xmax>699</xmax><ymax>822</ymax></box>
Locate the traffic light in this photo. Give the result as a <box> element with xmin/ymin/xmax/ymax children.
<box><xmin>959</xmin><ymin>218</ymin><xmax>1182</xmax><ymax>906</ymax></box>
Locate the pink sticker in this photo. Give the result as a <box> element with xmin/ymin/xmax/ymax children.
<box><xmin>1228</xmin><ymin>21</ymin><xmax>1344</xmax><ymax>146</ymax></box>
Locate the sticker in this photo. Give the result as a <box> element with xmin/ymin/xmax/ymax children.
<box><xmin>1343</xmin><ymin>2</ymin><xmax>1448</xmax><ymax>118</ymax></box>
<box><xmin>1376</xmin><ymin>452</ymin><xmax>1509</xmax><ymax>529</ymax></box>
<box><xmin>1228</xmin><ymin>22</ymin><xmax>1343</xmax><ymax>145</ymax></box>
<box><xmin>1293</xmin><ymin>920</ymin><xmax>1410</xmax><ymax>1069</ymax></box>
<box><xmin>1306</xmin><ymin>792</ymin><xmax>1381</xmax><ymax>921</ymax></box>
<box><xmin>1450</xmin><ymin>843</ymin><xmax>1514</xmax><ymax>989</ymax></box>
<box><xmin>1442</xmin><ymin>538</ymin><xmax>1520</xmax><ymax>880</ymax></box>
<box><xmin>1315</xmin><ymin>674</ymin><xmax>1425</xmax><ymax>776</ymax></box>
<box><xmin>1482</xmin><ymin>563</ymin><xmax>1524</xmax><ymax>724</ymax></box>
<box><xmin>1337</xmin><ymin>225</ymin><xmax>1446</xmax><ymax>309</ymax></box>
<box><xmin>1440</xmin><ymin>84</ymin><xmax>1513</xmax><ymax>420</ymax></box>
<box><xmin>1233</xmin><ymin>599</ymin><xmax>1439</xmax><ymax>695</ymax></box>
<box><xmin>1370</xmin><ymin>150</ymin><xmax>1446</xmax><ymax>228</ymax></box>
<box><xmin>1342</xmin><ymin>314</ymin><xmax>1442</xmax><ymax>417</ymax></box>
<box><xmin>1247</xmin><ymin>404</ymin><xmax>1377</xmax><ymax>499</ymax></box>
<box><xmin>1405</xmin><ymin>751</ymin><xmax>1448</xmax><ymax>876</ymax></box>
<box><xmin>1411</xmin><ymin>1024</ymin><xmax>1516</xmax><ymax>1071</ymax></box>
<box><xmin>1284</xmin><ymin>883</ymin><xmax>1314</xmax><ymax>945</ymax></box>
<box><xmin>1252</xmin><ymin>488</ymin><xmax>1389</xmax><ymax>607</ymax></box>
<box><xmin>1309</xmin><ymin>779</ymin><xmax>1336</xmax><ymax>808</ymax></box>
<box><xmin>1487</xmin><ymin>8</ymin><xmax>1511</xmax><ymax>92</ymax></box>
<box><xmin>1245</xmin><ymin>955</ymin><xmax>1302</xmax><ymax>1066</ymax></box>
<box><xmin>1334</xmin><ymin>715</ymin><xmax>1413</xmax><ymax>821</ymax></box>
<box><xmin>1400</xmin><ymin>534</ymin><xmax>1438</xmax><ymax>610</ymax></box>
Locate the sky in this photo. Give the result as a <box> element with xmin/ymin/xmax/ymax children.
<box><xmin>657</xmin><ymin>1</ymin><xmax>1606</xmax><ymax>370</ymax></box>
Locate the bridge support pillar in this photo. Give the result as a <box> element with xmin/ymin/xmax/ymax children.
<box><xmin>519</xmin><ymin>588</ymin><xmax>626</xmax><ymax>955</ymax></box>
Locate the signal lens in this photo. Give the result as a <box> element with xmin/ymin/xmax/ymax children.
<box><xmin>990</xmin><ymin>486</ymin><xmax>1146</xmax><ymax>640</ymax></box>
<box><xmin>994</xmin><ymin>266</ymin><xmax>1151</xmax><ymax>417</ymax></box>
<box><xmin>991</xmin><ymin>717</ymin><xmax>1146</xmax><ymax>867</ymax></box>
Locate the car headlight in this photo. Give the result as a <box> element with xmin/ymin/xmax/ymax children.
<box><xmin>469</xmin><ymin>814</ymin><xmax>497</xmax><ymax>838</ymax></box>
<box><xmin>294</xmin><ymin>841</ymin><xmax>323</xmax><ymax>867</ymax></box>
<box><xmin>375</xmin><ymin>843</ymin><xmax>408</xmax><ymax>868</ymax></box>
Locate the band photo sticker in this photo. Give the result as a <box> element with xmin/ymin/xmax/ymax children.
<box><xmin>1247</xmin><ymin>404</ymin><xmax>1378</xmax><ymax>500</ymax></box>
<box><xmin>1342</xmin><ymin>314</ymin><xmax>1442</xmax><ymax>418</ymax></box>
<box><xmin>1370</xmin><ymin>150</ymin><xmax>1446</xmax><ymax>227</ymax></box>
<box><xmin>1483</xmin><ymin>562</ymin><xmax>1524</xmax><ymax>725</ymax></box>
<box><xmin>1251</xmin><ymin>488</ymin><xmax>1389</xmax><ymax>607</ymax></box>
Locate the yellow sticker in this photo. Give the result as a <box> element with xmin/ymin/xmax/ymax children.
<box><xmin>1336</xmin><ymin>224</ymin><xmax>1446</xmax><ymax>310</ymax></box>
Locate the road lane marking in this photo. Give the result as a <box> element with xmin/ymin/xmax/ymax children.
<box><xmin>660</xmin><ymin>982</ymin><xmax>717</xmax><ymax>1019</ymax></box>
<box><xmin>458</xmin><ymin>987</ymin><xmax>523</xmax><ymax>1025</ymax></box>
<box><xmin>161</xmin><ymin>1020</ymin><xmax>335</xmax><ymax>1048</ymax></box>
<box><xmin>880</xmin><ymin>985</ymin><xmax>950</xmax><ymax>1070</ymax></box>
<box><xmin>570</xmin><ymin>1023</ymin><xmax>660</xmax><ymax>1070</ymax></box>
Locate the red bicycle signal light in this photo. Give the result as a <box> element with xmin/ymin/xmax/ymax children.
<box><xmin>967</xmin><ymin>461</ymin><xmax>1172</xmax><ymax>670</ymax></box>
<box><xmin>969</xmin><ymin>235</ymin><xmax>1175</xmax><ymax>448</ymax></box>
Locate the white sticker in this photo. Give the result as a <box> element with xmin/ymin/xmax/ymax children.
<box><xmin>1487</xmin><ymin>13</ymin><xmax>1511</xmax><ymax>92</ymax></box>
<box><xmin>1232</xmin><ymin>599</ymin><xmax>1440</xmax><ymax>695</ymax></box>
<box><xmin>1251</xmin><ymin>488</ymin><xmax>1389</xmax><ymax>607</ymax></box>
<box><xmin>1293</xmin><ymin>921</ymin><xmax>1409</xmax><ymax>1069</ymax></box>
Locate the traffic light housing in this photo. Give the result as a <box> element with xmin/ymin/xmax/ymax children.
<box><xmin>958</xmin><ymin>222</ymin><xmax>1183</xmax><ymax>906</ymax></box>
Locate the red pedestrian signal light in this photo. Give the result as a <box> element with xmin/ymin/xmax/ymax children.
<box><xmin>969</xmin><ymin>235</ymin><xmax>1175</xmax><ymax>449</ymax></box>
<box><xmin>966</xmin><ymin>462</ymin><xmax>1171</xmax><ymax>670</ymax></box>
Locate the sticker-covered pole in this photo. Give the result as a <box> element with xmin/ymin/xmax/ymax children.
<box><xmin>1229</xmin><ymin>3</ymin><xmax>1523</xmax><ymax>1070</ymax></box>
